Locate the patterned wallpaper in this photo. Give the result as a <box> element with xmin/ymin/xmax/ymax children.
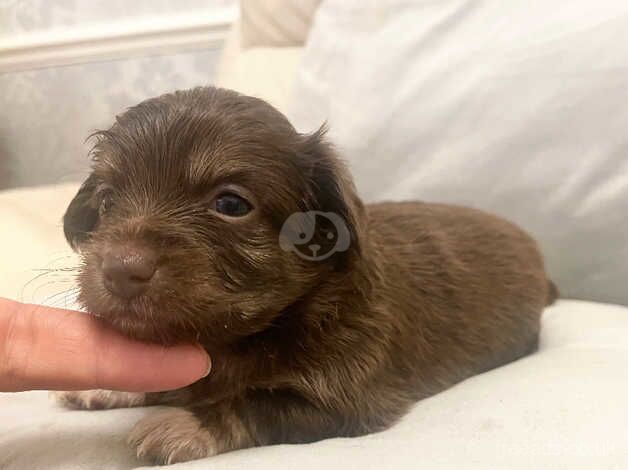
<box><xmin>0</xmin><ymin>49</ymin><xmax>223</xmax><ymax>189</ymax></box>
<box><xmin>0</xmin><ymin>0</ymin><xmax>236</xmax><ymax>190</ymax></box>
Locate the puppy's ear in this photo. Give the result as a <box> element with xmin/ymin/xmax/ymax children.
<box><xmin>299</xmin><ymin>125</ymin><xmax>366</xmax><ymax>259</ymax></box>
<box><xmin>63</xmin><ymin>174</ymin><xmax>99</xmax><ymax>250</ymax></box>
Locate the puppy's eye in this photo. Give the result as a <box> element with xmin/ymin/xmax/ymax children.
<box><xmin>212</xmin><ymin>193</ymin><xmax>252</xmax><ymax>217</ymax></box>
<box><xmin>98</xmin><ymin>193</ymin><xmax>113</xmax><ymax>217</ymax></box>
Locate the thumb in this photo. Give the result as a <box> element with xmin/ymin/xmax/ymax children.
<box><xmin>0</xmin><ymin>298</ymin><xmax>211</xmax><ymax>392</ymax></box>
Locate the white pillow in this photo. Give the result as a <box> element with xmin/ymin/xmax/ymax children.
<box><xmin>215</xmin><ymin>47</ymin><xmax>303</xmax><ymax>114</ymax></box>
<box><xmin>240</xmin><ymin>0</ymin><xmax>321</xmax><ymax>48</ymax></box>
<box><xmin>289</xmin><ymin>0</ymin><xmax>628</xmax><ymax>305</ymax></box>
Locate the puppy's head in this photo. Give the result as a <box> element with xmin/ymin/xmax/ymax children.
<box><xmin>64</xmin><ymin>87</ymin><xmax>365</xmax><ymax>344</ymax></box>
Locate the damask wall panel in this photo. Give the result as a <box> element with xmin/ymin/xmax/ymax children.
<box><xmin>0</xmin><ymin>49</ymin><xmax>222</xmax><ymax>189</ymax></box>
<box><xmin>1</xmin><ymin>0</ymin><xmax>235</xmax><ymax>35</ymax></box>
<box><xmin>0</xmin><ymin>0</ymin><xmax>235</xmax><ymax>189</ymax></box>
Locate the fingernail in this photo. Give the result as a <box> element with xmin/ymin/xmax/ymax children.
<box><xmin>196</xmin><ymin>345</ymin><xmax>211</xmax><ymax>378</ymax></box>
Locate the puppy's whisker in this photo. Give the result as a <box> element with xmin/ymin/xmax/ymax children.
<box><xmin>43</xmin><ymin>253</ymin><xmax>78</xmax><ymax>267</ymax></box>
<box><xmin>21</xmin><ymin>271</ymin><xmax>56</xmax><ymax>296</ymax></box>
<box><xmin>41</xmin><ymin>287</ymin><xmax>81</xmax><ymax>308</ymax></box>
<box><xmin>32</xmin><ymin>266</ymin><xmax>79</xmax><ymax>271</ymax></box>
<box><xmin>46</xmin><ymin>294</ymin><xmax>80</xmax><ymax>310</ymax></box>
<box><xmin>21</xmin><ymin>270</ymin><xmax>75</xmax><ymax>302</ymax></box>
<box><xmin>32</xmin><ymin>280</ymin><xmax>78</xmax><ymax>303</ymax></box>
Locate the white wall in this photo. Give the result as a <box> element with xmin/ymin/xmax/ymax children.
<box><xmin>0</xmin><ymin>0</ymin><xmax>237</xmax><ymax>189</ymax></box>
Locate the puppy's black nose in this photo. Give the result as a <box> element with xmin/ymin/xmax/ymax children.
<box><xmin>101</xmin><ymin>245</ymin><xmax>156</xmax><ymax>299</ymax></box>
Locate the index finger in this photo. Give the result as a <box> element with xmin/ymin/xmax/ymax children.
<box><xmin>0</xmin><ymin>298</ymin><xmax>210</xmax><ymax>392</ymax></box>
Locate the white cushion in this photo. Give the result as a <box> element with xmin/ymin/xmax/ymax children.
<box><xmin>1</xmin><ymin>299</ymin><xmax>627</xmax><ymax>469</ymax></box>
<box><xmin>289</xmin><ymin>0</ymin><xmax>628</xmax><ymax>306</ymax></box>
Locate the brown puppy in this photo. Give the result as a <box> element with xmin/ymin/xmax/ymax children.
<box><xmin>57</xmin><ymin>86</ymin><xmax>556</xmax><ymax>464</ymax></box>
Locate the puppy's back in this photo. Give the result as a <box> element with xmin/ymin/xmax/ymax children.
<box><xmin>365</xmin><ymin>201</ymin><xmax>552</xmax><ymax>394</ymax></box>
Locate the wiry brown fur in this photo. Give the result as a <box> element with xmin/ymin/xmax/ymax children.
<box><xmin>60</xmin><ymin>86</ymin><xmax>556</xmax><ymax>464</ymax></box>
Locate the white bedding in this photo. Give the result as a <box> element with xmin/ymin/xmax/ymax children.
<box><xmin>1</xmin><ymin>184</ymin><xmax>628</xmax><ymax>469</ymax></box>
<box><xmin>1</xmin><ymin>299</ymin><xmax>627</xmax><ymax>470</ymax></box>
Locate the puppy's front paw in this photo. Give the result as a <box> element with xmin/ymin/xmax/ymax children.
<box><xmin>54</xmin><ymin>390</ymin><xmax>145</xmax><ymax>410</ymax></box>
<box><xmin>128</xmin><ymin>408</ymin><xmax>217</xmax><ymax>465</ymax></box>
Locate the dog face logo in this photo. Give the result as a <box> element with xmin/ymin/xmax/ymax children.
<box><xmin>279</xmin><ymin>211</ymin><xmax>351</xmax><ymax>261</ymax></box>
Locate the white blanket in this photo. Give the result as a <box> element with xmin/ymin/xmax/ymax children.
<box><xmin>1</xmin><ymin>300</ymin><xmax>628</xmax><ymax>469</ymax></box>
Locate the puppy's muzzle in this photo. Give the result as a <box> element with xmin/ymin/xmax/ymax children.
<box><xmin>102</xmin><ymin>244</ymin><xmax>157</xmax><ymax>299</ymax></box>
